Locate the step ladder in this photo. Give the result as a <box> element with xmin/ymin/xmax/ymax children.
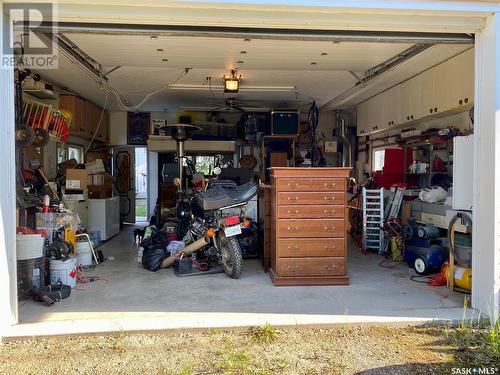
<box><xmin>362</xmin><ymin>187</ymin><xmax>384</xmax><ymax>253</ymax></box>
<box><xmin>385</xmin><ymin>186</ymin><xmax>405</xmax><ymax>220</ymax></box>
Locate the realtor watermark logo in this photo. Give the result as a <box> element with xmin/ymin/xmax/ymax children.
<box><xmin>451</xmin><ymin>367</ymin><xmax>499</xmax><ymax>374</ymax></box>
<box><xmin>2</xmin><ymin>2</ymin><xmax>58</xmax><ymax>69</ymax></box>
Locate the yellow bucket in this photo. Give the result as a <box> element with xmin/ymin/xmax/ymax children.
<box><xmin>64</xmin><ymin>227</ymin><xmax>77</xmax><ymax>254</ymax></box>
<box><xmin>444</xmin><ymin>264</ymin><xmax>472</xmax><ymax>290</ymax></box>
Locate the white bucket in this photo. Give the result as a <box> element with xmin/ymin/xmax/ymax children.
<box><xmin>50</xmin><ymin>257</ymin><xmax>78</xmax><ymax>288</ymax></box>
<box><xmin>76</xmin><ymin>241</ymin><xmax>93</xmax><ymax>267</ymax></box>
<box><xmin>16</xmin><ymin>234</ymin><xmax>45</xmax><ymax>260</ymax></box>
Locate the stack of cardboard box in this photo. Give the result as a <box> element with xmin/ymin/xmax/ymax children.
<box><xmin>85</xmin><ymin>159</ymin><xmax>114</xmax><ymax>199</ymax></box>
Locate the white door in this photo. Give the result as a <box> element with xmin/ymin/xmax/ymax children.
<box><xmin>113</xmin><ymin>147</ymin><xmax>136</xmax><ymax>224</ymax></box>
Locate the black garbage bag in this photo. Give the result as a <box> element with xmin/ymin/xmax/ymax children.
<box><xmin>142</xmin><ymin>244</ymin><xmax>170</xmax><ymax>272</ymax></box>
<box><xmin>139</xmin><ymin>226</ymin><xmax>169</xmax><ymax>248</ymax></box>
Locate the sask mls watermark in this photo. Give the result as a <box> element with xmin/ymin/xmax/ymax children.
<box><xmin>452</xmin><ymin>367</ymin><xmax>499</xmax><ymax>375</ymax></box>
<box><xmin>2</xmin><ymin>2</ymin><xmax>58</xmax><ymax>69</ymax></box>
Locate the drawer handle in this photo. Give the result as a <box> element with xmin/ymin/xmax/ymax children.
<box><xmin>287</xmin><ymin>183</ymin><xmax>298</xmax><ymax>188</ymax></box>
<box><xmin>323</xmin><ymin>196</ymin><xmax>336</xmax><ymax>201</ymax></box>
<box><xmin>324</xmin><ymin>226</ymin><xmax>336</xmax><ymax>232</ymax></box>
<box><xmin>287</xmin><ymin>209</ymin><xmax>300</xmax><ymax>214</ymax></box>
<box><xmin>287</xmin><ymin>265</ymin><xmax>300</xmax><ymax>272</ymax></box>
<box><xmin>287</xmin><ymin>196</ymin><xmax>299</xmax><ymax>201</ymax></box>
<box><xmin>325</xmin><ymin>265</ymin><xmax>336</xmax><ymax>272</ymax></box>
<box><xmin>287</xmin><ymin>245</ymin><xmax>299</xmax><ymax>252</ymax></box>
<box><xmin>287</xmin><ymin>226</ymin><xmax>299</xmax><ymax>232</ymax></box>
<box><xmin>323</xmin><ymin>182</ymin><xmax>336</xmax><ymax>188</ymax></box>
<box><xmin>324</xmin><ymin>245</ymin><xmax>337</xmax><ymax>251</ymax></box>
<box><xmin>323</xmin><ymin>209</ymin><xmax>336</xmax><ymax>215</ymax></box>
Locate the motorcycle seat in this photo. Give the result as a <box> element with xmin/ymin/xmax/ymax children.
<box><xmin>226</xmin><ymin>181</ymin><xmax>258</xmax><ymax>204</ymax></box>
<box><xmin>195</xmin><ymin>181</ymin><xmax>258</xmax><ymax>211</ymax></box>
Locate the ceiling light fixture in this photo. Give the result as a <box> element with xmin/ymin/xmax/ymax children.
<box><xmin>223</xmin><ymin>69</ymin><xmax>241</xmax><ymax>93</ymax></box>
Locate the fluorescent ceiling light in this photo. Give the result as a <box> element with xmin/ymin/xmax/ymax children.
<box><xmin>169</xmin><ymin>84</ymin><xmax>296</xmax><ymax>92</ymax></box>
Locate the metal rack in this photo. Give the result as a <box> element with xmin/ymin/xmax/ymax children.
<box><xmin>362</xmin><ymin>187</ymin><xmax>384</xmax><ymax>253</ymax></box>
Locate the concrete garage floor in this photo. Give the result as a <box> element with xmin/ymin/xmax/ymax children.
<box><xmin>9</xmin><ymin>225</ymin><xmax>474</xmax><ymax>339</ymax></box>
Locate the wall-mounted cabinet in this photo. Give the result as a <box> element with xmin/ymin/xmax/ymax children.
<box><xmin>434</xmin><ymin>49</ymin><xmax>474</xmax><ymax>114</ymax></box>
<box><xmin>356</xmin><ymin>48</ymin><xmax>474</xmax><ymax>136</ymax></box>
<box><xmin>59</xmin><ymin>95</ymin><xmax>109</xmax><ymax>143</ymax></box>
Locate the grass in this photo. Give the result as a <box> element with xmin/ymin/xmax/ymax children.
<box><xmin>248</xmin><ymin>323</ymin><xmax>278</xmax><ymax>344</ymax></box>
<box><xmin>135</xmin><ymin>204</ymin><xmax>147</xmax><ymax>218</ymax></box>
<box><xmin>2</xmin><ymin>323</ymin><xmax>500</xmax><ymax>374</ymax></box>
<box><xmin>444</xmin><ymin>322</ymin><xmax>500</xmax><ymax>366</ymax></box>
<box><xmin>215</xmin><ymin>350</ymin><xmax>252</xmax><ymax>372</ymax></box>
<box><xmin>442</xmin><ymin>297</ymin><xmax>500</xmax><ymax>366</ymax></box>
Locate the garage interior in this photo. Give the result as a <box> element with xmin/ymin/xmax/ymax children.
<box><xmin>14</xmin><ymin>24</ymin><xmax>477</xmax><ymax>330</ymax></box>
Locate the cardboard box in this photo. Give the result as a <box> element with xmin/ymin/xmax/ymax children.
<box><xmin>85</xmin><ymin>159</ymin><xmax>105</xmax><ymax>174</ymax></box>
<box><xmin>66</xmin><ymin>169</ymin><xmax>88</xmax><ymax>189</ymax></box>
<box><xmin>88</xmin><ymin>172</ymin><xmax>113</xmax><ymax>186</ymax></box>
<box><xmin>88</xmin><ymin>185</ymin><xmax>113</xmax><ymax>199</ymax></box>
<box><xmin>88</xmin><ymin>173</ymin><xmax>113</xmax><ymax>199</ymax></box>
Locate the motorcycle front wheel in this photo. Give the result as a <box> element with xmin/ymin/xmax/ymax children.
<box><xmin>219</xmin><ymin>234</ymin><xmax>243</xmax><ymax>279</ymax></box>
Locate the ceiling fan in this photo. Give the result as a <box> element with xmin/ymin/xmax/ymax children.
<box><xmin>181</xmin><ymin>97</ymin><xmax>271</xmax><ymax>113</ymax></box>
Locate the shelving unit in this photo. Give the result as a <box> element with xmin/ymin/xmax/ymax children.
<box><xmin>399</xmin><ymin>137</ymin><xmax>452</xmax><ymax>188</ymax></box>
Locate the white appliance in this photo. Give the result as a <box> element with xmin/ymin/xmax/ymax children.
<box><xmin>452</xmin><ymin>135</ymin><xmax>474</xmax><ymax>211</ymax></box>
<box><xmin>88</xmin><ymin>197</ymin><xmax>120</xmax><ymax>241</ymax></box>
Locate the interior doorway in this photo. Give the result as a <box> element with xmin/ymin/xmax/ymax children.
<box><xmin>135</xmin><ymin>147</ymin><xmax>148</xmax><ymax>223</ymax></box>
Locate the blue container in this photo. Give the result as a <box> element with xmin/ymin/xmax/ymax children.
<box><xmin>88</xmin><ymin>231</ymin><xmax>101</xmax><ymax>248</ymax></box>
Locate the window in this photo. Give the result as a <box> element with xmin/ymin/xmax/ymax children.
<box><xmin>184</xmin><ymin>155</ymin><xmax>233</xmax><ymax>175</ymax></box>
<box><xmin>57</xmin><ymin>143</ymin><xmax>84</xmax><ymax>164</ymax></box>
<box><xmin>373</xmin><ymin>149</ymin><xmax>385</xmax><ymax>172</ymax></box>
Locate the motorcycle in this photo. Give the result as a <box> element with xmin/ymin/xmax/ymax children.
<box><xmin>162</xmin><ymin>179</ymin><xmax>258</xmax><ymax>279</ymax></box>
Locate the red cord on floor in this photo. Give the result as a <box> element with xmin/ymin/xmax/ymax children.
<box><xmin>426</xmin><ymin>263</ymin><xmax>448</xmax><ymax>286</ymax></box>
<box><xmin>75</xmin><ymin>265</ymin><xmax>110</xmax><ymax>291</ymax></box>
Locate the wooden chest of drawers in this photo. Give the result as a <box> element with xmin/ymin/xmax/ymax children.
<box><xmin>269</xmin><ymin>167</ymin><xmax>351</xmax><ymax>286</ymax></box>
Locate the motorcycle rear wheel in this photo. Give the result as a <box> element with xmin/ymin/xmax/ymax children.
<box><xmin>219</xmin><ymin>235</ymin><xmax>243</xmax><ymax>279</ymax></box>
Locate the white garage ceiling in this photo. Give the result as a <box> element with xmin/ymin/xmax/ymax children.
<box><xmin>35</xmin><ymin>32</ymin><xmax>472</xmax><ymax>113</ymax></box>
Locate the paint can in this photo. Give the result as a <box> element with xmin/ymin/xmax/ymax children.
<box><xmin>50</xmin><ymin>257</ymin><xmax>78</xmax><ymax>288</ymax></box>
<box><xmin>16</xmin><ymin>233</ymin><xmax>45</xmax><ymax>260</ymax></box>
<box><xmin>76</xmin><ymin>241</ymin><xmax>93</xmax><ymax>267</ymax></box>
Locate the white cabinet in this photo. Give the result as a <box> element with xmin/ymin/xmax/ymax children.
<box><xmin>356</xmin><ymin>100</ymin><xmax>370</xmax><ymax>136</ymax></box>
<box><xmin>434</xmin><ymin>49</ymin><xmax>474</xmax><ymax>113</ymax></box>
<box><xmin>356</xmin><ymin>49</ymin><xmax>474</xmax><ymax>136</ymax></box>
<box><xmin>357</xmin><ymin>88</ymin><xmax>400</xmax><ymax>135</ymax></box>
<box><xmin>413</xmin><ymin>68</ymin><xmax>436</xmax><ymax>119</ymax></box>
<box><xmin>88</xmin><ymin>197</ymin><xmax>120</xmax><ymax>241</ymax></box>
<box><xmin>379</xmin><ymin>88</ymin><xmax>400</xmax><ymax>130</ymax></box>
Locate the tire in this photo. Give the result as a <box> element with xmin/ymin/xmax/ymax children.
<box><xmin>219</xmin><ymin>234</ymin><xmax>243</xmax><ymax>279</ymax></box>
<box><xmin>414</xmin><ymin>256</ymin><xmax>429</xmax><ymax>275</ymax></box>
